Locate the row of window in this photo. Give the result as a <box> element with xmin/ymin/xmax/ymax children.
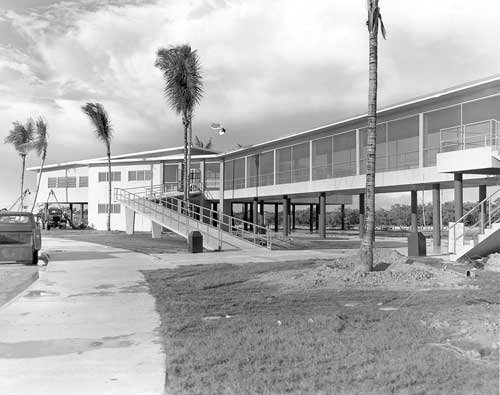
<box><xmin>48</xmin><ymin>176</ymin><xmax>88</xmax><ymax>189</ymax></box>
<box><xmin>97</xmin><ymin>204</ymin><xmax>121</xmax><ymax>214</ymax></box>
<box><xmin>49</xmin><ymin>171</ymin><xmax>152</xmax><ymax>188</ymax></box>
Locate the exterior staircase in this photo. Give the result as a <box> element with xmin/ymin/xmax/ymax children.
<box><xmin>114</xmin><ymin>185</ymin><xmax>272</xmax><ymax>251</ymax></box>
<box><xmin>448</xmin><ymin>188</ymin><xmax>500</xmax><ymax>261</ymax></box>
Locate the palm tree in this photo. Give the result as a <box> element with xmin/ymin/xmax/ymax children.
<box><xmin>31</xmin><ymin>117</ymin><xmax>49</xmax><ymax>212</ymax></box>
<box><xmin>359</xmin><ymin>0</ymin><xmax>386</xmax><ymax>272</ymax></box>
<box><xmin>155</xmin><ymin>44</ymin><xmax>203</xmax><ymax>202</ymax></box>
<box><xmin>81</xmin><ymin>103</ymin><xmax>113</xmax><ymax>231</ymax></box>
<box><xmin>194</xmin><ymin>135</ymin><xmax>212</xmax><ymax>149</ymax></box>
<box><xmin>4</xmin><ymin>119</ymin><xmax>35</xmax><ymax>211</ymax></box>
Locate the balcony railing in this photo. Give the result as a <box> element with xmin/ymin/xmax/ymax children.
<box><xmin>440</xmin><ymin>119</ymin><xmax>500</xmax><ymax>153</ymax></box>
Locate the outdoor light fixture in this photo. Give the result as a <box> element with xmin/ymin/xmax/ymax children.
<box><xmin>210</xmin><ymin>122</ymin><xmax>226</xmax><ymax>135</ymax></box>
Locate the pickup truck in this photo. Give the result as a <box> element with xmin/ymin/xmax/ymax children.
<box><xmin>0</xmin><ymin>212</ymin><xmax>41</xmax><ymax>265</ymax></box>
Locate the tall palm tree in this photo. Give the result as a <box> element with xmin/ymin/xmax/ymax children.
<box><xmin>359</xmin><ymin>0</ymin><xmax>386</xmax><ymax>272</ymax></box>
<box><xmin>155</xmin><ymin>44</ymin><xmax>203</xmax><ymax>202</ymax></box>
<box><xmin>81</xmin><ymin>103</ymin><xmax>113</xmax><ymax>231</ymax></box>
<box><xmin>31</xmin><ymin>117</ymin><xmax>49</xmax><ymax>212</ymax></box>
<box><xmin>4</xmin><ymin>119</ymin><xmax>35</xmax><ymax>211</ymax></box>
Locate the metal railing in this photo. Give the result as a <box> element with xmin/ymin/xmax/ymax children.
<box><xmin>448</xmin><ymin>187</ymin><xmax>500</xmax><ymax>254</ymax></box>
<box><xmin>114</xmin><ymin>186</ymin><xmax>272</xmax><ymax>250</ymax></box>
<box><xmin>440</xmin><ymin>119</ymin><xmax>500</xmax><ymax>153</ymax></box>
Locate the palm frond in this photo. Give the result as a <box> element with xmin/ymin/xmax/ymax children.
<box><xmin>4</xmin><ymin>119</ymin><xmax>35</xmax><ymax>155</ymax></box>
<box><xmin>155</xmin><ymin>44</ymin><xmax>204</xmax><ymax>116</ymax></box>
<box><xmin>34</xmin><ymin>117</ymin><xmax>49</xmax><ymax>158</ymax></box>
<box><xmin>81</xmin><ymin>102</ymin><xmax>113</xmax><ymax>144</ymax></box>
<box><xmin>194</xmin><ymin>135</ymin><xmax>202</xmax><ymax>147</ymax></box>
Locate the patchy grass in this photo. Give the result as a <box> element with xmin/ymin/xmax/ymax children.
<box><xmin>143</xmin><ymin>260</ymin><xmax>499</xmax><ymax>395</ymax></box>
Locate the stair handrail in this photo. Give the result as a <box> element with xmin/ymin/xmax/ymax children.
<box><xmin>449</xmin><ymin>186</ymin><xmax>500</xmax><ymax>253</ymax></box>
<box><xmin>114</xmin><ymin>186</ymin><xmax>272</xmax><ymax>249</ymax></box>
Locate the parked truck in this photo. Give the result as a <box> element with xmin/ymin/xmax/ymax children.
<box><xmin>0</xmin><ymin>211</ymin><xmax>41</xmax><ymax>265</ymax></box>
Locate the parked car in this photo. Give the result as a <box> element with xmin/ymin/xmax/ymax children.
<box><xmin>0</xmin><ymin>212</ymin><xmax>41</xmax><ymax>265</ymax></box>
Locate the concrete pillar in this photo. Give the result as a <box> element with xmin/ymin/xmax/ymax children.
<box><xmin>221</xmin><ymin>200</ymin><xmax>231</xmax><ymax>231</ymax></box>
<box><xmin>309</xmin><ymin>204</ymin><xmax>314</xmax><ymax>233</ymax></box>
<box><xmin>454</xmin><ymin>173</ymin><xmax>463</xmax><ymax>221</ymax></box>
<box><xmin>319</xmin><ymin>192</ymin><xmax>326</xmax><ymax>239</ymax></box>
<box><xmin>287</xmin><ymin>198</ymin><xmax>292</xmax><ymax>234</ymax></box>
<box><xmin>359</xmin><ymin>193</ymin><xmax>365</xmax><ymax>238</ymax></box>
<box><xmin>292</xmin><ymin>204</ymin><xmax>296</xmax><ymax>230</ymax></box>
<box><xmin>81</xmin><ymin>203</ymin><xmax>85</xmax><ymax>223</ymax></box>
<box><xmin>283</xmin><ymin>196</ymin><xmax>289</xmax><ymax>237</ymax></box>
<box><xmin>479</xmin><ymin>184</ymin><xmax>487</xmax><ymax>232</ymax></box>
<box><xmin>432</xmin><ymin>184</ymin><xmax>441</xmax><ymax>249</ymax></box>
<box><xmin>152</xmin><ymin>221</ymin><xmax>162</xmax><ymax>239</ymax></box>
<box><xmin>259</xmin><ymin>200</ymin><xmax>264</xmax><ymax>227</ymax></box>
<box><xmin>69</xmin><ymin>203</ymin><xmax>73</xmax><ymax>223</ymax></box>
<box><xmin>243</xmin><ymin>203</ymin><xmax>248</xmax><ymax>230</ymax></box>
<box><xmin>274</xmin><ymin>203</ymin><xmax>279</xmax><ymax>232</ymax></box>
<box><xmin>340</xmin><ymin>204</ymin><xmax>345</xmax><ymax>231</ymax></box>
<box><xmin>125</xmin><ymin>207</ymin><xmax>135</xmax><ymax>235</ymax></box>
<box><xmin>249</xmin><ymin>202</ymin><xmax>254</xmax><ymax>231</ymax></box>
<box><xmin>252</xmin><ymin>198</ymin><xmax>258</xmax><ymax>228</ymax></box>
<box><xmin>410</xmin><ymin>190</ymin><xmax>418</xmax><ymax>232</ymax></box>
<box><xmin>315</xmin><ymin>204</ymin><xmax>319</xmax><ymax>230</ymax></box>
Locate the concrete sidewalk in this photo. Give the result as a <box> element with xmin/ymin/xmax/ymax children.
<box><xmin>0</xmin><ymin>238</ymin><xmax>165</xmax><ymax>395</ymax></box>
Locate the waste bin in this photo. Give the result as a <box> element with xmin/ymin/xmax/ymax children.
<box><xmin>188</xmin><ymin>231</ymin><xmax>203</xmax><ymax>253</ymax></box>
<box><xmin>407</xmin><ymin>232</ymin><xmax>426</xmax><ymax>257</ymax></box>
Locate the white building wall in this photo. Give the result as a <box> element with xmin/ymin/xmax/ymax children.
<box><xmin>34</xmin><ymin>166</ymin><xmax>89</xmax><ymax>210</ymax></box>
<box><xmin>87</xmin><ymin>162</ymin><xmax>161</xmax><ymax>231</ymax></box>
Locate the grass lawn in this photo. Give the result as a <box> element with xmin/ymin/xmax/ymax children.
<box><xmin>143</xmin><ymin>259</ymin><xmax>499</xmax><ymax>395</ymax></box>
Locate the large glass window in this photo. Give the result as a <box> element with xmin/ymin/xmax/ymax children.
<box><xmin>224</xmin><ymin>160</ymin><xmax>234</xmax><ymax>190</ymax></box>
<box><xmin>247</xmin><ymin>154</ymin><xmax>258</xmax><ymax>188</ymax></box>
<box><xmin>423</xmin><ymin>105</ymin><xmax>461</xmax><ymax>166</ymax></box>
<box><xmin>292</xmin><ymin>142</ymin><xmax>310</xmax><ymax>182</ymax></box>
<box><xmin>259</xmin><ymin>151</ymin><xmax>274</xmax><ymax>186</ymax></box>
<box><xmin>204</xmin><ymin>162</ymin><xmax>220</xmax><ymax>189</ymax></box>
<box><xmin>233</xmin><ymin>158</ymin><xmax>245</xmax><ymax>189</ymax></box>
<box><xmin>333</xmin><ymin>131</ymin><xmax>356</xmax><ymax>177</ymax></box>
<box><xmin>387</xmin><ymin>115</ymin><xmax>419</xmax><ymax>171</ymax></box>
<box><xmin>163</xmin><ymin>164</ymin><xmax>178</xmax><ymax>182</ymax></box>
<box><xmin>463</xmin><ymin>95</ymin><xmax>500</xmax><ymax>124</ymax></box>
<box><xmin>277</xmin><ymin>147</ymin><xmax>292</xmax><ymax>184</ymax></box>
<box><xmin>312</xmin><ymin>136</ymin><xmax>333</xmax><ymax>180</ymax></box>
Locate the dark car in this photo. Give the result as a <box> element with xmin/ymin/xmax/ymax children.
<box><xmin>0</xmin><ymin>212</ymin><xmax>41</xmax><ymax>265</ymax></box>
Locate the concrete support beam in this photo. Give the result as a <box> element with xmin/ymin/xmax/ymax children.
<box><xmin>249</xmin><ymin>202</ymin><xmax>254</xmax><ymax>231</ymax></box>
<box><xmin>259</xmin><ymin>200</ymin><xmax>264</xmax><ymax>227</ymax></box>
<box><xmin>340</xmin><ymin>204</ymin><xmax>345</xmax><ymax>231</ymax></box>
<box><xmin>309</xmin><ymin>204</ymin><xmax>314</xmax><ymax>233</ymax></box>
<box><xmin>359</xmin><ymin>193</ymin><xmax>365</xmax><ymax>238</ymax></box>
<box><xmin>454</xmin><ymin>173</ymin><xmax>463</xmax><ymax>221</ymax></box>
<box><xmin>292</xmin><ymin>204</ymin><xmax>296</xmax><ymax>230</ymax></box>
<box><xmin>283</xmin><ymin>196</ymin><xmax>289</xmax><ymax>237</ymax></box>
<box><xmin>319</xmin><ymin>192</ymin><xmax>326</xmax><ymax>239</ymax></box>
<box><xmin>253</xmin><ymin>198</ymin><xmax>258</xmax><ymax>227</ymax></box>
<box><xmin>151</xmin><ymin>221</ymin><xmax>162</xmax><ymax>239</ymax></box>
<box><xmin>479</xmin><ymin>184</ymin><xmax>487</xmax><ymax>232</ymax></box>
<box><xmin>287</xmin><ymin>198</ymin><xmax>292</xmax><ymax>234</ymax></box>
<box><xmin>125</xmin><ymin>207</ymin><xmax>135</xmax><ymax>235</ymax></box>
<box><xmin>243</xmin><ymin>203</ymin><xmax>248</xmax><ymax>231</ymax></box>
<box><xmin>432</xmin><ymin>183</ymin><xmax>441</xmax><ymax>249</ymax></box>
<box><xmin>315</xmin><ymin>204</ymin><xmax>319</xmax><ymax>230</ymax></box>
<box><xmin>410</xmin><ymin>190</ymin><xmax>418</xmax><ymax>232</ymax></box>
<box><xmin>274</xmin><ymin>203</ymin><xmax>279</xmax><ymax>232</ymax></box>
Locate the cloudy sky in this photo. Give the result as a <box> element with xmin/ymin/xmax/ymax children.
<box><xmin>1</xmin><ymin>0</ymin><xmax>500</xmax><ymax>208</ymax></box>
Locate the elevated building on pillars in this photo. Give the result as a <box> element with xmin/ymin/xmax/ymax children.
<box><xmin>29</xmin><ymin>75</ymin><xmax>500</xmax><ymax>258</ymax></box>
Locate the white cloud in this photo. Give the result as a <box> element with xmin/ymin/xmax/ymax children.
<box><xmin>1</xmin><ymin>0</ymin><xmax>500</xmax><ymax>204</ymax></box>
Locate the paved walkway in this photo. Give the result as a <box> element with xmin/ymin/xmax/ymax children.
<box><xmin>0</xmin><ymin>238</ymin><xmax>165</xmax><ymax>395</ymax></box>
<box><xmin>0</xmin><ymin>237</ymin><xmax>348</xmax><ymax>395</ymax></box>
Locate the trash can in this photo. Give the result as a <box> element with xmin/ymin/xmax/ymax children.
<box><xmin>407</xmin><ymin>232</ymin><xmax>426</xmax><ymax>257</ymax></box>
<box><xmin>188</xmin><ymin>231</ymin><xmax>203</xmax><ymax>253</ymax></box>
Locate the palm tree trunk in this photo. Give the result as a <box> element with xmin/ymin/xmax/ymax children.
<box><xmin>187</xmin><ymin>114</ymin><xmax>193</xmax><ymax>201</ymax></box>
<box><xmin>20</xmin><ymin>154</ymin><xmax>26</xmax><ymax>211</ymax></box>
<box><xmin>359</xmin><ymin>23</ymin><xmax>379</xmax><ymax>272</ymax></box>
<box><xmin>183</xmin><ymin>115</ymin><xmax>189</xmax><ymax>203</ymax></box>
<box><xmin>107</xmin><ymin>145</ymin><xmax>112</xmax><ymax>231</ymax></box>
<box><xmin>31</xmin><ymin>156</ymin><xmax>46</xmax><ymax>212</ymax></box>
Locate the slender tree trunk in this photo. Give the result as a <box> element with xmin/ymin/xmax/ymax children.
<box><xmin>32</xmin><ymin>155</ymin><xmax>46</xmax><ymax>212</ymax></box>
<box><xmin>20</xmin><ymin>154</ymin><xmax>26</xmax><ymax>211</ymax></box>
<box><xmin>183</xmin><ymin>115</ymin><xmax>189</xmax><ymax>203</ymax></box>
<box><xmin>359</xmin><ymin>25</ymin><xmax>379</xmax><ymax>272</ymax></box>
<box><xmin>107</xmin><ymin>145</ymin><xmax>112</xmax><ymax>231</ymax></box>
<box><xmin>187</xmin><ymin>113</ymin><xmax>193</xmax><ymax>199</ymax></box>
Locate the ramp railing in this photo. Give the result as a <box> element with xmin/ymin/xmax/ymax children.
<box><xmin>114</xmin><ymin>185</ymin><xmax>272</xmax><ymax>250</ymax></box>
